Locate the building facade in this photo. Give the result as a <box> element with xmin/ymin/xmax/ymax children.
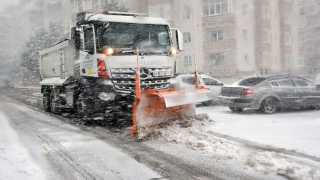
<box><xmin>5</xmin><ymin>0</ymin><xmax>313</xmax><ymax>83</ymax></box>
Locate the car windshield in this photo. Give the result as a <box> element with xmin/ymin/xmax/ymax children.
<box><xmin>237</xmin><ymin>77</ymin><xmax>266</xmax><ymax>86</ymax></box>
<box><xmin>99</xmin><ymin>22</ymin><xmax>171</xmax><ymax>54</ymax></box>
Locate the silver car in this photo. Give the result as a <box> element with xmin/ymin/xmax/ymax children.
<box><xmin>175</xmin><ymin>74</ymin><xmax>224</xmax><ymax>101</ymax></box>
<box><xmin>219</xmin><ymin>75</ymin><xmax>320</xmax><ymax>113</ymax></box>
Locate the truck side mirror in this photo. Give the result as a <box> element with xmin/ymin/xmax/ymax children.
<box><xmin>171</xmin><ymin>28</ymin><xmax>184</xmax><ymax>51</ymax></box>
<box><xmin>72</xmin><ymin>27</ymin><xmax>81</xmax><ymax>50</ymax></box>
<box><xmin>176</xmin><ymin>29</ymin><xmax>184</xmax><ymax>51</ymax></box>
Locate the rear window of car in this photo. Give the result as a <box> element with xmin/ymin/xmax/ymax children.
<box><xmin>237</xmin><ymin>77</ymin><xmax>266</xmax><ymax>86</ymax></box>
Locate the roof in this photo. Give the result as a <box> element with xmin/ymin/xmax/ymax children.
<box><xmin>88</xmin><ymin>14</ymin><xmax>169</xmax><ymax>25</ymax></box>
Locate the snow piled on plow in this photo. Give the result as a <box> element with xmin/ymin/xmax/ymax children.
<box><xmin>148</xmin><ymin>114</ymin><xmax>320</xmax><ymax>180</ymax></box>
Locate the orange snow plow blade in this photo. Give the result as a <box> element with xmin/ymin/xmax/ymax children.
<box><xmin>131</xmin><ymin>87</ymin><xmax>210</xmax><ymax>139</ymax></box>
<box><xmin>131</xmin><ymin>50</ymin><xmax>210</xmax><ymax>139</ymax></box>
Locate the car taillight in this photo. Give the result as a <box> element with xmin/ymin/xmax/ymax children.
<box><xmin>241</xmin><ymin>88</ymin><xmax>255</xmax><ymax>95</ymax></box>
<box><xmin>97</xmin><ymin>59</ymin><xmax>110</xmax><ymax>78</ymax></box>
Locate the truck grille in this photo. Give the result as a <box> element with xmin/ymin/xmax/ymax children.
<box><xmin>110</xmin><ymin>68</ymin><xmax>172</xmax><ymax>92</ymax></box>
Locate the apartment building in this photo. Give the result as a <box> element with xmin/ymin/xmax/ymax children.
<box><xmin>298</xmin><ymin>0</ymin><xmax>320</xmax><ymax>79</ymax></box>
<box><xmin>46</xmin><ymin>0</ymin><xmax>132</xmax><ymax>31</ymax></box>
<box><xmin>135</xmin><ymin>0</ymin><xmax>302</xmax><ymax>83</ymax></box>
<box><xmin>5</xmin><ymin>0</ymin><xmax>306</xmax><ymax>83</ymax></box>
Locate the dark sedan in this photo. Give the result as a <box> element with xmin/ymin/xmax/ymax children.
<box><xmin>219</xmin><ymin>75</ymin><xmax>320</xmax><ymax>113</ymax></box>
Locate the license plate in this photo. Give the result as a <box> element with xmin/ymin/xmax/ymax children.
<box><xmin>153</xmin><ymin>71</ymin><xmax>171</xmax><ymax>76</ymax></box>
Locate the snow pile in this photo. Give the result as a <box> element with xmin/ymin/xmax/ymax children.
<box><xmin>151</xmin><ymin>114</ymin><xmax>320</xmax><ymax>179</ymax></box>
<box><xmin>152</xmin><ymin>114</ymin><xmax>242</xmax><ymax>161</ymax></box>
<box><xmin>247</xmin><ymin>152</ymin><xmax>320</xmax><ymax>179</ymax></box>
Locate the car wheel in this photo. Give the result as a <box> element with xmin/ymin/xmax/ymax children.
<box><xmin>50</xmin><ymin>89</ymin><xmax>60</xmax><ymax>114</ymax></box>
<box><xmin>43</xmin><ymin>89</ymin><xmax>51</xmax><ymax>112</ymax></box>
<box><xmin>229</xmin><ymin>107</ymin><xmax>244</xmax><ymax>112</ymax></box>
<box><xmin>261</xmin><ymin>98</ymin><xmax>278</xmax><ymax>114</ymax></box>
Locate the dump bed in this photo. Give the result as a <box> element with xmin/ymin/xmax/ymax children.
<box><xmin>39</xmin><ymin>40</ymin><xmax>78</xmax><ymax>85</ymax></box>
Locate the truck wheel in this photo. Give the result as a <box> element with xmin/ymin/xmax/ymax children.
<box><xmin>261</xmin><ymin>97</ymin><xmax>278</xmax><ymax>114</ymax></box>
<box><xmin>43</xmin><ymin>90</ymin><xmax>51</xmax><ymax>112</ymax></box>
<box><xmin>50</xmin><ymin>89</ymin><xmax>60</xmax><ymax>114</ymax></box>
<box><xmin>76</xmin><ymin>98</ymin><xmax>87</xmax><ymax>118</ymax></box>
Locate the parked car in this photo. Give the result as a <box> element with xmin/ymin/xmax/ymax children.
<box><xmin>219</xmin><ymin>75</ymin><xmax>320</xmax><ymax>113</ymax></box>
<box><xmin>175</xmin><ymin>74</ymin><xmax>224</xmax><ymax>102</ymax></box>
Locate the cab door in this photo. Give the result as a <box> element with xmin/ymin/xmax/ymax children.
<box><xmin>79</xmin><ymin>24</ymin><xmax>98</xmax><ymax>77</ymax></box>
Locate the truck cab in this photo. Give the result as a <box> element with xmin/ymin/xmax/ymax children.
<box><xmin>39</xmin><ymin>11</ymin><xmax>184</xmax><ymax>120</ymax></box>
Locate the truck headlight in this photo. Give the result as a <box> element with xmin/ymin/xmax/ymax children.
<box><xmin>98</xmin><ymin>92</ymin><xmax>116</xmax><ymax>101</ymax></box>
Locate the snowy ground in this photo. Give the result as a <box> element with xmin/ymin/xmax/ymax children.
<box><xmin>197</xmin><ymin>106</ymin><xmax>320</xmax><ymax>158</ymax></box>
<box><xmin>149</xmin><ymin>107</ymin><xmax>320</xmax><ymax>179</ymax></box>
<box><xmin>0</xmin><ymin>112</ymin><xmax>45</xmax><ymax>180</ymax></box>
<box><xmin>1</xmin><ymin>86</ymin><xmax>320</xmax><ymax>179</ymax></box>
<box><xmin>0</xmin><ymin>102</ymin><xmax>163</xmax><ymax>180</ymax></box>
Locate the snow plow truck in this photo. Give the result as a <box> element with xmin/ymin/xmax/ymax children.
<box><xmin>39</xmin><ymin>11</ymin><xmax>210</xmax><ymax>139</ymax></box>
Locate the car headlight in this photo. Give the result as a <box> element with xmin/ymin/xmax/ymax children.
<box><xmin>98</xmin><ymin>92</ymin><xmax>116</xmax><ymax>101</ymax></box>
<box><xmin>169</xmin><ymin>78</ymin><xmax>180</xmax><ymax>88</ymax></box>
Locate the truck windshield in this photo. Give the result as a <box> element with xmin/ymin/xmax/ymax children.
<box><xmin>100</xmin><ymin>22</ymin><xmax>171</xmax><ymax>55</ymax></box>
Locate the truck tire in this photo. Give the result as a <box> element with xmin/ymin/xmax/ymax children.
<box><xmin>50</xmin><ymin>89</ymin><xmax>60</xmax><ymax>114</ymax></box>
<box><xmin>43</xmin><ymin>90</ymin><xmax>51</xmax><ymax>112</ymax></box>
<box><xmin>75</xmin><ymin>97</ymin><xmax>91</xmax><ymax>119</ymax></box>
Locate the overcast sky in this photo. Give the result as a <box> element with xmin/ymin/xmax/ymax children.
<box><xmin>0</xmin><ymin>0</ymin><xmax>19</xmax><ymax>13</ymax></box>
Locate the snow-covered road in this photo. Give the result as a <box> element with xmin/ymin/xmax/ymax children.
<box><xmin>197</xmin><ymin>106</ymin><xmax>320</xmax><ymax>158</ymax></box>
<box><xmin>1</xmin><ymin>86</ymin><xmax>320</xmax><ymax>179</ymax></box>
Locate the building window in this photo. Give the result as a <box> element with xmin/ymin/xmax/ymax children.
<box><xmin>242</xmin><ymin>4</ymin><xmax>247</xmax><ymax>16</ymax></box>
<box><xmin>263</xmin><ymin>8</ymin><xmax>269</xmax><ymax>19</ymax></box>
<box><xmin>83</xmin><ymin>0</ymin><xmax>92</xmax><ymax>10</ymax></box>
<box><xmin>210</xmin><ymin>53</ymin><xmax>224</xmax><ymax>66</ymax></box>
<box><xmin>183</xmin><ymin>32</ymin><xmax>191</xmax><ymax>43</ymax></box>
<box><xmin>203</xmin><ymin>0</ymin><xmax>233</xmax><ymax>16</ymax></box>
<box><xmin>285</xmin><ymin>33</ymin><xmax>291</xmax><ymax>45</ymax></box>
<box><xmin>159</xmin><ymin>7</ymin><xmax>164</xmax><ymax>18</ymax></box>
<box><xmin>243</xmin><ymin>29</ymin><xmax>248</xmax><ymax>40</ymax></box>
<box><xmin>101</xmin><ymin>0</ymin><xmax>108</xmax><ymax>8</ymax></box>
<box><xmin>244</xmin><ymin>53</ymin><xmax>249</xmax><ymax>64</ymax></box>
<box><xmin>306</xmin><ymin>6</ymin><xmax>314</xmax><ymax>14</ymax></box>
<box><xmin>305</xmin><ymin>46</ymin><xmax>314</xmax><ymax>54</ymax></box>
<box><xmin>184</xmin><ymin>56</ymin><xmax>192</xmax><ymax>66</ymax></box>
<box><xmin>299</xmin><ymin>0</ymin><xmax>305</xmax><ymax>7</ymax></box>
<box><xmin>317</xmin><ymin>45</ymin><xmax>320</xmax><ymax>53</ymax></box>
<box><xmin>285</xmin><ymin>15</ymin><xmax>291</xmax><ymax>24</ymax></box>
<box><xmin>299</xmin><ymin>56</ymin><xmax>305</xmax><ymax>66</ymax></box>
<box><xmin>286</xmin><ymin>55</ymin><xmax>291</xmax><ymax>66</ymax></box>
<box><xmin>73</xmin><ymin>0</ymin><xmax>80</xmax><ymax>12</ymax></box>
<box><xmin>211</xmin><ymin>30</ymin><xmax>223</xmax><ymax>42</ymax></box>
<box><xmin>182</xmin><ymin>7</ymin><xmax>191</xmax><ymax>19</ymax></box>
<box><xmin>263</xmin><ymin>30</ymin><xmax>269</xmax><ymax>42</ymax></box>
<box><xmin>263</xmin><ymin>53</ymin><xmax>271</xmax><ymax>65</ymax></box>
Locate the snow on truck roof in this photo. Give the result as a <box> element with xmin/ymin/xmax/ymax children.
<box><xmin>88</xmin><ymin>14</ymin><xmax>169</xmax><ymax>25</ymax></box>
